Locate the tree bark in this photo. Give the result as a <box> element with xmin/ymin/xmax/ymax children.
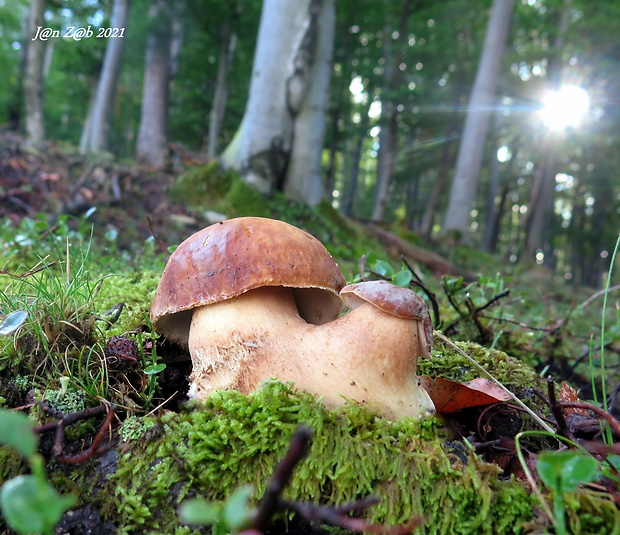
<box><xmin>207</xmin><ymin>24</ymin><xmax>237</xmax><ymax>159</ymax></box>
<box><xmin>443</xmin><ymin>0</ymin><xmax>515</xmax><ymax>235</ymax></box>
<box><xmin>521</xmin><ymin>0</ymin><xmax>571</xmax><ymax>262</ymax></box>
<box><xmin>371</xmin><ymin>0</ymin><xmax>411</xmax><ymax>222</ymax></box>
<box><xmin>23</xmin><ymin>0</ymin><xmax>47</xmax><ymax>150</ymax></box>
<box><xmin>220</xmin><ymin>0</ymin><xmax>334</xmax><ymax>203</ymax></box>
<box><xmin>136</xmin><ymin>0</ymin><xmax>173</xmax><ymax>168</ymax></box>
<box><xmin>82</xmin><ymin>0</ymin><xmax>130</xmax><ymax>153</ymax></box>
<box><xmin>285</xmin><ymin>0</ymin><xmax>336</xmax><ymax>205</ymax></box>
<box><xmin>342</xmin><ymin>102</ymin><xmax>371</xmax><ymax>217</ymax></box>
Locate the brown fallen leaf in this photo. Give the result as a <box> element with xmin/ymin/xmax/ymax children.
<box><xmin>419</xmin><ymin>376</ymin><xmax>512</xmax><ymax>414</ymax></box>
<box><xmin>558</xmin><ymin>381</ymin><xmax>590</xmax><ymax>416</ymax></box>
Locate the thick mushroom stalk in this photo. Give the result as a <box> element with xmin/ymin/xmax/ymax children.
<box><xmin>187</xmin><ymin>280</ymin><xmax>434</xmax><ymax>420</ymax></box>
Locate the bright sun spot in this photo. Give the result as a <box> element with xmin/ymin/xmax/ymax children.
<box><xmin>540</xmin><ymin>85</ymin><xmax>590</xmax><ymax>131</ymax></box>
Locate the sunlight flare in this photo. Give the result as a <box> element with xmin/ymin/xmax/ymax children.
<box><xmin>539</xmin><ymin>85</ymin><xmax>590</xmax><ymax>131</ymax></box>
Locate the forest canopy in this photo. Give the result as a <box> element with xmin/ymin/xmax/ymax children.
<box><xmin>3</xmin><ymin>0</ymin><xmax>619</xmax><ymax>287</ymax></box>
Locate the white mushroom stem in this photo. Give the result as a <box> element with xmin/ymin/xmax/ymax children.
<box><xmin>188</xmin><ymin>286</ymin><xmax>434</xmax><ymax>419</ymax></box>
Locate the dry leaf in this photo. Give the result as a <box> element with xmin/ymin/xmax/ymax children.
<box><xmin>419</xmin><ymin>376</ymin><xmax>512</xmax><ymax>414</ymax></box>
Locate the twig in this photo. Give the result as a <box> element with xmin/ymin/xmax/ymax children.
<box><xmin>281</xmin><ymin>497</ymin><xmax>421</xmax><ymax>534</ymax></box>
<box><xmin>400</xmin><ymin>255</ymin><xmax>441</xmax><ymax>329</ymax></box>
<box><xmin>558</xmin><ymin>401</ymin><xmax>620</xmax><ymax>437</ymax></box>
<box><xmin>252</xmin><ymin>426</ymin><xmax>313</xmax><ymax>531</ymax></box>
<box><xmin>146</xmin><ymin>216</ymin><xmax>171</xmax><ymax>257</ymax></box>
<box><xmin>34</xmin><ymin>403</ymin><xmax>115</xmax><ymax>464</ymax></box>
<box><xmin>547</xmin><ymin>376</ymin><xmax>570</xmax><ymax>440</ymax></box>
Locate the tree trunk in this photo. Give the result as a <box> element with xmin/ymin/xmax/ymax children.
<box><xmin>371</xmin><ymin>0</ymin><xmax>411</xmax><ymax>222</ymax></box>
<box><xmin>443</xmin><ymin>0</ymin><xmax>515</xmax><ymax>235</ymax></box>
<box><xmin>136</xmin><ymin>0</ymin><xmax>173</xmax><ymax>168</ymax></box>
<box><xmin>83</xmin><ymin>0</ymin><xmax>130</xmax><ymax>153</ymax></box>
<box><xmin>23</xmin><ymin>0</ymin><xmax>47</xmax><ymax>150</ymax></box>
<box><xmin>342</xmin><ymin>102</ymin><xmax>371</xmax><ymax>217</ymax></box>
<box><xmin>420</xmin><ymin>128</ymin><xmax>459</xmax><ymax>239</ymax></box>
<box><xmin>207</xmin><ymin>24</ymin><xmax>237</xmax><ymax>159</ymax></box>
<box><xmin>79</xmin><ymin>74</ymin><xmax>99</xmax><ymax>153</ymax></box>
<box><xmin>285</xmin><ymin>0</ymin><xmax>336</xmax><ymax>205</ymax></box>
<box><xmin>220</xmin><ymin>0</ymin><xmax>334</xmax><ymax>202</ymax></box>
<box><xmin>481</xmin><ymin>106</ymin><xmax>503</xmax><ymax>251</ymax></box>
<box><xmin>521</xmin><ymin>0</ymin><xmax>571</xmax><ymax>262</ymax></box>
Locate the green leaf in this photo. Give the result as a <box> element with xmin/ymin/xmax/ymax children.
<box><xmin>144</xmin><ymin>363</ymin><xmax>166</xmax><ymax>375</ymax></box>
<box><xmin>372</xmin><ymin>259</ymin><xmax>394</xmax><ymax>277</ymax></box>
<box><xmin>393</xmin><ymin>270</ymin><xmax>413</xmax><ymax>287</ymax></box>
<box><xmin>179</xmin><ymin>498</ymin><xmax>222</xmax><ymax>526</ymax></box>
<box><xmin>538</xmin><ymin>450</ymin><xmax>599</xmax><ymax>493</ymax></box>
<box><xmin>0</xmin><ymin>475</ymin><xmax>75</xmax><ymax>534</ymax></box>
<box><xmin>222</xmin><ymin>485</ymin><xmax>254</xmax><ymax>530</ymax></box>
<box><xmin>0</xmin><ymin>410</ymin><xmax>37</xmax><ymax>458</ymax></box>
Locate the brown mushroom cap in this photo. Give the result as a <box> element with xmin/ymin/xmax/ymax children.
<box><xmin>340</xmin><ymin>280</ymin><xmax>433</xmax><ymax>357</ymax></box>
<box><xmin>150</xmin><ymin>217</ymin><xmax>346</xmax><ymax>345</ymax></box>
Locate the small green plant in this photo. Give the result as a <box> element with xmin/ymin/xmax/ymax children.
<box><xmin>537</xmin><ymin>450</ymin><xmax>600</xmax><ymax>535</ymax></box>
<box><xmin>0</xmin><ymin>232</ymin><xmax>115</xmax><ymax>376</ymax></box>
<box><xmin>0</xmin><ymin>410</ymin><xmax>75</xmax><ymax>534</ymax></box>
<box><xmin>362</xmin><ymin>254</ymin><xmax>413</xmax><ymax>287</ymax></box>
<box><xmin>180</xmin><ymin>485</ymin><xmax>255</xmax><ymax>534</ymax></box>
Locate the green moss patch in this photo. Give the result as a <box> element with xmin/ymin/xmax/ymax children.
<box><xmin>107</xmin><ymin>381</ymin><xmax>532</xmax><ymax>534</ymax></box>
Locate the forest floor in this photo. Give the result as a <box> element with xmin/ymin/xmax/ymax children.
<box><xmin>1</xmin><ymin>132</ymin><xmax>620</xmax><ymax>534</ymax></box>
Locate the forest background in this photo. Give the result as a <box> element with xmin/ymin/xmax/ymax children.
<box><xmin>1</xmin><ymin>0</ymin><xmax>619</xmax><ymax>289</ymax></box>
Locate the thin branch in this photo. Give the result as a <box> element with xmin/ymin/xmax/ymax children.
<box><xmin>252</xmin><ymin>426</ymin><xmax>313</xmax><ymax>531</ymax></box>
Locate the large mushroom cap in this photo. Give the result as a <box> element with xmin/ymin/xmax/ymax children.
<box><xmin>340</xmin><ymin>280</ymin><xmax>433</xmax><ymax>358</ymax></box>
<box><xmin>150</xmin><ymin>217</ymin><xmax>346</xmax><ymax>345</ymax></box>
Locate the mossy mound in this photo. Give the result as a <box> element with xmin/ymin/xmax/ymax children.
<box><xmin>106</xmin><ymin>381</ymin><xmax>532</xmax><ymax>534</ymax></box>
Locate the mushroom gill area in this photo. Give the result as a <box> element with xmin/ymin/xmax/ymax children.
<box><xmin>187</xmin><ymin>284</ymin><xmax>434</xmax><ymax>419</ymax></box>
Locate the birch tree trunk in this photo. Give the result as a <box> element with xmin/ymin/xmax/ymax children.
<box><xmin>220</xmin><ymin>0</ymin><xmax>334</xmax><ymax>202</ymax></box>
<box><xmin>136</xmin><ymin>0</ymin><xmax>173</xmax><ymax>167</ymax></box>
<box><xmin>23</xmin><ymin>0</ymin><xmax>47</xmax><ymax>150</ymax></box>
<box><xmin>285</xmin><ymin>0</ymin><xmax>336</xmax><ymax>204</ymax></box>
<box><xmin>443</xmin><ymin>0</ymin><xmax>515</xmax><ymax>234</ymax></box>
<box><xmin>83</xmin><ymin>0</ymin><xmax>130</xmax><ymax>153</ymax></box>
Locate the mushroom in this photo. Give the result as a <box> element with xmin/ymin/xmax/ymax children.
<box><xmin>150</xmin><ymin>217</ymin><xmax>346</xmax><ymax>396</ymax></box>
<box><xmin>151</xmin><ymin>217</ymin><xmax>435</xmax><ymax>419</ymax></box>
<box><xmin>332</xmin><ymin>280</ymin><xmax>435</xmax><ymax>418</ymax></box>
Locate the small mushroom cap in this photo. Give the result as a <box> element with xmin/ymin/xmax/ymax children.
<box><xmin>150</xmin><ymin>217</ymin><xmax>346</xmax><ymax>345</ymax></box>
<box><xmin>340</xmin><ymin>280</ymin><xmax>433</xmax><ymax>358</ymax></box>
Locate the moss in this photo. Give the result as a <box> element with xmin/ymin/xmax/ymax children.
<box><xmin>214</xmin><ymin>178</ymin><xmax>272</xmax><ymax>218</ymax></box>
<box><xmin>93</xmin><ymin>270</ymin><xmax>160</xmax><ymax>335</ymax></box>
<box><xmin>170</xmin><ymin>162</ymin><xmax>235</xmax><ymax>206</ymax></box>
<box><xmin>106</xmin><ymin>381</ymin><xmax>533</xmax><ymax>534</ymax></box>
<box><xmin>421</xmin><ymin>336</ymin><xmax>545</xmax><ymax>392</ymax></box>
<box><xmin>0</xmin><ymin>446</ymin><xmax>27</xmax><ymax>485</ymax></box>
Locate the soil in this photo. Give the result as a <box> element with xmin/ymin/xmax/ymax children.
<box><xmin>0</xmin><ymin>131</ymin><xmax>209</xmax><ymax>252</ymax></box>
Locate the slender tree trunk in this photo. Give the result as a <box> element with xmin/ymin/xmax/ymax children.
<box><xmin>23</xmin><ymin>0</ymin><xmax>47</xmax><ymax>150</ymax></box>
<box><xmin>521</xmin><ymin>0</ymin><xmax>571</xmax><ymax>262</ymax></box>
<box><xmin>420</xmin><ymin>128</ymin><xmax>459</xmax><ymax>239</ymax></box>
<box><xmin>481</xmin><ymin>107</ymin><xmax>504</xmax><ymax>251</ymax></box>
<box><xmin>207</xmin><ymin>25</ymin><xmax>237</xmax><ymax>159</ymax></box>
<box><xmin>220</xmin><ymin>0</ymin><xmax>335</xmax><ymax>203</ymax></box>
<box><xmin>136</xmin><ymin>0</ymin><xmax>173</xmax><ymax>167</ymax></box>
<box><xmin>83</xmin><ymin>0</ymin><xmax>130</xmax><ymax>153</ymax></box>
<box><xmin>443</xmin><ymin>0</ymin><xmax>515</xmax><ymax>234</ymax></box>
<box><xmin>342</xmin><ymin>103</ymin><xmax>370</xmax><ymax>217</ymax></box>
<box><xmin>285</xmin><ymin>0</ymin><xmax>336</xmax><ymax>205</ymax></box>
<box><xmin>371</xmin><ymin>0</ymin><xmax>411</xmax><ymax>222</ymax></box>
<box><xmin>79</xmin><ymin>74</ymin><xmax>99</xmax><ymax>152</ymax></box>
